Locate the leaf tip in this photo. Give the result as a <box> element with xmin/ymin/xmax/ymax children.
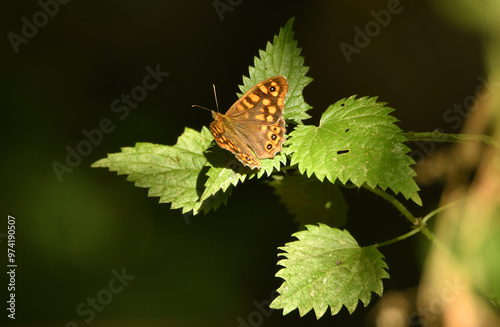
<box><xmin>91</xmin><ymin>158</ymin><xmax>110</xmax><ymax>168</ymax></box>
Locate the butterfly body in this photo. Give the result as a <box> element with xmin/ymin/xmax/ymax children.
<box><xmin>209</xmin><ymin>76</ymin><xmax>288</xmax><ymax>170</ymax></box>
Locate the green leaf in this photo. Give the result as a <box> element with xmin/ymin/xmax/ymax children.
<box><xmin>200</xmin><ymin>146</ymin><xmax>250</xmax><ymax>202</ymax></box>
<box><xmin>202</xmin><ymin>17</ymin><xmax>312</xmax><ymax>194</ymax></box>
<box><xmin>240</xmin><ymin>17</ymin><xmax>313</xmax><ymax>125</ymax></box>
<box><xmin>270</xmin><ymin>224</ymin><xmax>389</xmax><ymax>318</ymax></box>
<box><xmin>93</xmin><ymin>18</ymin><xmax>313</xmax><ymax>214</ymax></box>
<box><xmin>92</xmin><ymin>127</ymin><xmax>227</xmax><ymax>215</ymax></box>
<box><xmin>200</xmin><ymin>144</ymin><xmax>288</xmax><ymax>202</ymax></box>
<box><xmin>288</xmin><ymin>96</ymin><xmax>422</xmax><ymax>205</ymax></box>
<box><xmin>268</xmin><ymin>175</ymin><xmax>347</xmax><ymax>227</ymax></box>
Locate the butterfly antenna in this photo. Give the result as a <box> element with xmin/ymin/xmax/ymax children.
<box><xmin>212</xmin><ymin>84</ymin><xmax>220</xmax><ymax>113</ymax></box>
<box><xmin>191</xmin><ymin>104</ymin><xmax>212</xmax><ymax>112</ymax></box>
<box><xmin>191</xmin><ymin>83</ymin><xmax>220</xmax><ymax>113</ymax></box>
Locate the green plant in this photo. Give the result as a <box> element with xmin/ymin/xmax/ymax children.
<box><xmin>92</xmin><ymin>17</ymin><xmax>495</xmax><ymax>319</ymax></box>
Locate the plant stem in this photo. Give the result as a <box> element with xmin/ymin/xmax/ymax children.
<box><xmin>366</xmin><ymin>186</ymin><xmax>461</xmax><ymax>249</ymax></box>
<box><xmin>363</xmin><ymin>185</ymin><xmax>434</xmax><ymax>245</ymax></box>
<box><xmin>374</xmin><ymin>228</ymin><xmax>420</xmax><ymax>248</ymax></box>
<box><xmin>422</xmin><ymin>200</ymin><xmax>461</xmax><ymax>224</ymax></box>
<box><xmin>362</xmin><ymin>185</ymin><xmax>416</xmax><ymax>225</ymax></box>
<box><xmin>402</xmin><ymin>131</ymin><xmax>498</xmax><ymax>146</ymax></box>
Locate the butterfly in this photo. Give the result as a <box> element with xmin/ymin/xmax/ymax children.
<box><xmin>209</xmin><ymin>76</ymin><xmax>288</xmax><ymax>170</ymax></box>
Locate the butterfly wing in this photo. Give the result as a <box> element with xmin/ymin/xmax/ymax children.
<box><xmin>210</xmin><ymin>115</ymin><xmax>261</xmax><ymax>169</ymax></box>
<box><xmin>228</xmin><ymin>76</ymin><xmax>287</xmax><ymax>159</ymax></box>
<box><xmin>209</xmin><ymin>76</ymin><xmax>288</xmax><ymax>169</ymax></box>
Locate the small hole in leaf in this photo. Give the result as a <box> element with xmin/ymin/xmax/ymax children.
<box><xmin>345</xmin><ymin>128</ymin><xmax>350</xmax><ymax>132</ymax></box>
<box><xmin>337</xmin><ymin>150</ymin><xmax>349</xmax><ymax>155</ymax></box>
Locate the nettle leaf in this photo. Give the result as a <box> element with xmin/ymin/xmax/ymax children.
<box><xmin>200</xmin><ymin>146</ymin><xmax>250</xmax><ymax>202</ymax></box>
<box><xmin>94</xmin><ymin>18</ymin><xmax>312</xmax><ymax>215</ymax></box>
<box><xmin>201</xmin><ymin>17</ymin><xmax>312</xmax><ymax>195</ymax></box>
<box><xmin>200</xmin><ymin>147</ymin><xmax>288</xmax><ymax>201</ymax></box>
<box><xmin>240</xmin><ymin>17</ymin><xmax>312</xmax><ymax>125</ymax></box>
<box><xmin>92</xmin><ymin>127</ymin><xmax>227</xmax><ymax>215</ymax></box>
<box><xmin>271</xmin><ymin>224</ymin><xmax>389</xmax><ymax>318</ymax></box>
<box><xmin>288</xmin><ymin>96</ymin><xmax>422</xmax><ymax>205</ymax></box>
<box><xmin>269</xmin><ymin>175</ymin><xmax>347</xmax><ymax>227</ymax></box>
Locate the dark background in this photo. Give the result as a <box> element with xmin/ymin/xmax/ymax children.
<box><xmin>1</xmin><ymin>0</ymin><xmax>485</xmax><ymax>326</ymax></box>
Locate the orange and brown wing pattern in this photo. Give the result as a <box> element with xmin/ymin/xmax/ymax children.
<box><xmin>209</xmin><ymin>76</ymin><xmax>288</xmax><ymax>170</ymax></box>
